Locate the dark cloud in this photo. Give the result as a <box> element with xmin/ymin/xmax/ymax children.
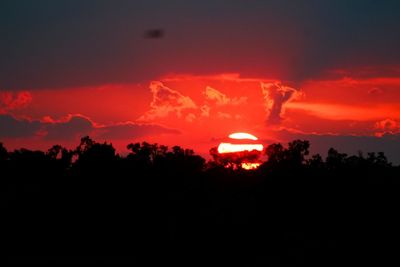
<box><xmin>0</xmin><ymin>114</ymin><xmax>40</xmax><ymax>138</ymax></box>
<box><xmin>0</xmin><ymin>114</ymin><xmax>179</xmax><ymax>141</ymax></box>
<box><xmin>144</xmin><ymin>29</ymin><xmax>165</xmax><ymax>39</ymax></box>
<box><xmin>43</xmin><ymin>115</ymin><xmax>94</xmax><ymax>140</ymax></box>
<box><xmin>97</xmin><ymin>122</ymin><xmax>180</xmax><ymax>139</ymax></box>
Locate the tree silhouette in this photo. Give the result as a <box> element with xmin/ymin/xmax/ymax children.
<box><xmin>46</xmin><ymin>144</ymin><xmax>73</xmax><ymax>171</ymax></box>
<box><xmin>2</xmin><ymin>136</ymin><xmax>399</xmax><ymax>265</ymax></box>
<box><xmin>127</xmin><ymin>142</ymin><xmax>158</xmax><ymax>166</ymax></box>
<box><xmin>209</xmin><ymin>146</ymin><xmax>262</xmax><ymax>169</ymax></box>
<box><xmin>307</xmin><ymin>153</ymin><xmax>324</xmax><ymax>169</ymax></box>
<box><xmin>264</xmin><ymin>140</ymin><xmax>309</xmax><ymax>169</ymax></box>
<box><xmin>265</xmin><ymin>143</ymin><xmax>285</xmax><ymax>165</ymax></box>
<box><xmin>326</xmin><ymin>148</ymin><xmax>348</xmax><ymax>170</ymax></box>
<box><xmin>75</xmin><ymin>136</ymin><xmax>117</xmax><ymax>163</ymax></box>
<box><xmin>286</xmin><ymin>139</ymin><xmax>310</xmax><ymax>166</ymax></box>
<box><xmin>0</xmin><ymin>142</ymin><xmax>7</xmax><ymax>161</ymax></box>
<box><xmin>367</xmin><ymin>152</ymin><xmax>391</xmax><ymax>167</ymax></box>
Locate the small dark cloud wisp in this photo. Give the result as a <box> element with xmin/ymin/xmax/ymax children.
<box><xmin>144</xmin><ymin>29</ymin><xmax>165</xmax><ymax>39</ymax></box>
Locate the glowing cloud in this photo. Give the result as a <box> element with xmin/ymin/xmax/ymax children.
<box><xmin>204</xmin><ymin>86</ymin><xmax>247</xmax><ymax>106</ymax></box>
<box><xmin>217</xmin><ymin>112</ymin><xmax>232</xmax><ymax>119</ymax></box>
<box><xmin>375</xmin><ymin>118</ymin><xmax>400</xmax><ymax>136</ymax></box>
<box><xmin>200</xmin><ymin>105</ymin><xmax>210</xmax><ymax>117</ymax></box>
<box><xmin>139</xmin><ymin>81</ymin><xmax>197</xmax><ymax>121</ymax></box>
<box><xmin>0</xmin><ymin>91</ymin><xmax>32</xmax><ymax>114</ymax></box>
<box><xmin>261</xmin><ymin>82</ymin><xmax>302</xmax><ymax>125</ymax></box>
<box><xmin>185</xmin><ymin>113</ymin><xmax>196</xmax><ymax>122</ymax></box>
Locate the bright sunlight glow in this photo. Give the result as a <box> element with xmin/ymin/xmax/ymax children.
<box><xmin>217</xmin><ymin>142</ymin><xmax>264</xmax><ymax>154</ymax></box>
<box><xmin>241</xmin><ymin>162</ymin><xmax>261</xmax><ymax>170</ymax></box>
<box><xmin>229</xmin><ymin>132</ymin><xmax>258</xmax><ymax>140</ymax></box>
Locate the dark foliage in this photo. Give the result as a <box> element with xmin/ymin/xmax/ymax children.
<box><xmin>2</xmin><ymin>137</ymin><xmax>400</xmax><ymax>265</ymax></box>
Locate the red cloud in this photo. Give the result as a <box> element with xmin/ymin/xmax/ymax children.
<box><xmin>138</xmin><ymin>81</ymin><xmax>249</xmax><ymax>123</ymax></box>
<box><xmin>261</xmin><ymin>82</ymin><xmax>302</xmax><ymax>125</ymax></box>
<box><xmin>0</xmin><ymin>91</ymin><xmax>32</xmax><ymax>113</ymax></box>
<box><xmin>138</xmin><ymin>81</ymin><xmax>197</xmax><ymax>121</ymax></box>
<box><xmin>374</xmin><ymin>118</ymin><xmax>400</xmax><ymax>136</ymax></box>
<box><xmin>204</xmin><ymin>86</ymin><xmax>247</xmax><ymax>106</ymax></box>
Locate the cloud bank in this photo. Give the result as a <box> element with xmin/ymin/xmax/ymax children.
<box><xmin>0</xmin><ymin>114</ymin><xmax>179</xmax><ymax>141</ymax></box>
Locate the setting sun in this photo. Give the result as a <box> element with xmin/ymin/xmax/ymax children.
<box><xmin>218</xmin><ymin>132</ymin><xmax>263</xmax><ymax>154</ymax></box>
<box><xmin>228</xmin><ymin>132</ymin><xmax>258</xmax><ymax>141</ymax></box>
<box><xmin>217</xmin><ymin>143</ymin><xmax>263</xmax><ymax>154</ymax></box>
<box><xmin>215</xmin><ymin>132</ymin><xmax>264</xmax><ymax>170</ymax></box>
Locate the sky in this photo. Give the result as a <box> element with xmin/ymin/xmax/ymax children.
<box><xmin>1</xmin><ymin>0</ymin><xmax>400</xmax><ymax>163</ymax></box>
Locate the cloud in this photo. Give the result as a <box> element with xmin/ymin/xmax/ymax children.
<box><xmin>368</xmin><ymin>87</ymin><xmax>384</xmax><ymax>95</ymax></box>
<box><xmin>200</xmin><ymin>105</ymin><xmax>210</xmax><ymax>117</ymax></box>
<box><xmin>138</xmin><ymin>82</ymin><xmax>247</xmax><ymax>123</ymax></box>
<box><xmin>43</xmin><ymin>115</ymin><xmax>95</xmax><ymax>140</ymax></box>
<box><xmin>204</xmin><ymin>86</ymin><xmax>247</xmax><ymax>106</ymax></box>
<box><xmin>138</xmin><ymin>81</ymin><xmax>197</xmax><ymax>121</ymax></box>
<box><xmin>0</xmin><ymin>91</ymin><xmax>32</xmax><ymax>113</ymax></box>
<box><xmin>261</xmin><ymin>82</ymin><xmax>302</xmax><ymax>125</ymax></box>
<box><xmin>185</xmin><ymin>113</ymin><xmax>196</xmax><ymax>122</ymax></box>
<box><xmin>375</xmin><ymin>118</ymin><xmax>400</xmax><ymax>136</ymax></box>
<box><xmin>0</xmin><ymin>114</ymin><xmax>41</xmax><ymax>138</ymax></box>
<box><xmin>0</xmin><ymin>114</ymin><xmax>179</xmax><ymax>141</ymax></box>
<box><xmin>96</xmin><ymin>122</ymin><xmax>180</xmax><ymax>139</ymax></box>
<box><xmin>217</xmin><ymin>112</ymin><xmax>232</xmax><ymax>119</ymax></box>
<box><xmin>286</xmin><ymin>102</ymin><xmax>396</xmax><ymax>121</ymax></box>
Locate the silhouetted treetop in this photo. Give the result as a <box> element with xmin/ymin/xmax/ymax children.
<box><xmin>75</xmin><ymin>136</ymin><xmax>117</xmax><ymax>162</ymax></box>
<box><xmin>263</xmin><ymin>140</ymin><xmax>310</xmax><ymax>169</ymax></box>
<box><xmin>0</xmin><ymin>142</ymin><xmax>7</xmax><ymax>161</ymax></box>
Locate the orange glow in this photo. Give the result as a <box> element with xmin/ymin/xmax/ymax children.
<box><xmin>241</xmin><ymin>162</ymin><xmax>261</xmax><ymax>170</ymax></box>
<box><xmin>218</xmin><ymin>142</ymin><xmax>264</xmax><ymax>154</ymax></box>
<box><xmin>229</xmin><ymin>132</ymin><xmax>258</xmax><ymax>140</ymax></box>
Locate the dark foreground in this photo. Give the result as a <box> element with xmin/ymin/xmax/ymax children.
<box><xmin>2</xmin><ymin>139</ymin><xmax>400</xmax><ymax>265</ymax></box>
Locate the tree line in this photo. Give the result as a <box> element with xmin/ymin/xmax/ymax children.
<box><xmin>2</xmin><ymin>137</ymin><xmax>400</xmax><ymax>265</ymax></box>
<box><xmin>0</xmin><ymin>137</ymin><xmax>396</xmax><ymax>175</ymax></box>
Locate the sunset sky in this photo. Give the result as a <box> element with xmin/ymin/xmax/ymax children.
<box><xmin>1</xmin><ymin>0</ymin><xmax>400</xmax><ymax>162</ymax></box>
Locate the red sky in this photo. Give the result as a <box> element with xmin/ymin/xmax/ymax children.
<box><xmin>1</xmin><ymin>1</ymin><xmax>400</xmax><ymax>163</ymax></box>
<box><xmin>2</xmin><ymin>70</ymin><xmax>400</xmax><ymax>162</ymax></box>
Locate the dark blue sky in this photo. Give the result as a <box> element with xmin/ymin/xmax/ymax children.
<box><xmin>1</xmin><ymin>0</ymin><xmax>400</xmax><ymax>89</ymax></box>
